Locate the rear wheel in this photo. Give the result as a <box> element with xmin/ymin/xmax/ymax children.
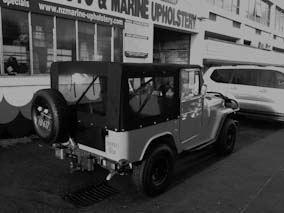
<box><xmin>215</xmin><ymin>119</ymin><xmax>237</xmax><ymax>156</ymax></box>
<box><xmin>31</xmin><ymin>89</ymin><xmax>70</xmax><ymax>143</ymax></box>
<box><xmin>132</xmin><ymin>144</ymin><xmax>175</xmax><ymax>196</ymax></box>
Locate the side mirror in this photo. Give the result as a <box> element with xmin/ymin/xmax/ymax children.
<box><xmin>201</xmin><ymin>84</ymin><xmax>207</xmax><ymax>96</ymax></box>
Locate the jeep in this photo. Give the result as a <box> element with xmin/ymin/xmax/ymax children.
<box><xmin>31</xmin><ymin>62</ymin><xmax>239</xmax><ymax>196</ymax></box>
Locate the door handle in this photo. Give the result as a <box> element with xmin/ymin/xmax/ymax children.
<box><xmin>259</xmin><ymin>89</ymin><xmax>267</xmax><ymax>93</ymax></box>
<box><xmin>229</xmin><ymin>86</ymin><xmax>237</xmax><ymax>90</ymax></box>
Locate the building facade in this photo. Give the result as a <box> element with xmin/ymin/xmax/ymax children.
<box><xmin>0</xmin><ymin>0</ymin><xmax>284</xmax><ymax>138</ymax></box>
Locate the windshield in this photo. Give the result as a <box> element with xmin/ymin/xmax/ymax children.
<box><xmin>58</xmin><ymin>73</ymin><xmax>107</xmax><ymax>115</ymax></box>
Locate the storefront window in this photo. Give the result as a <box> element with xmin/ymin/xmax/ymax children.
<box><xmin>113</xmin><ymin>26</ymin><xmax>123</xmax><ymax>62</ymax></box>
<box><xmin>97</xmin><ymin>25</ymin><xmax>111</xmax><ymax>61</ymax></box>
<box><xmin>56</xmin><ymin>18</ymin><xmax>76</xmax><ymax>61</ymax></box>
<box><xmin>78</xmin><ymin>21</ymin><xmax>95</xmax><ymax>61</ymax></box>
<box><xmin>2</xmin><ymin>8</ymin><xmax>30</xmax><ymax>75</ymax></box>
<box><xmin>32</xmin><ymin>14</ymin><xmax>54</xmax><ymax>74</ymax></box>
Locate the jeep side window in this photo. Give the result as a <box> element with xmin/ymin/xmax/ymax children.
<box><xmin>128</xmin><ymin>76</ymin><xmax>175</xmax><ymax>117</ymax></box>
<box><xmin>231</xmin><ymin>69</ymin><xmax>257</xmax><ymax>86</ymax></box>
<box><xmin>181</xmin><ymin>69</ymin><xmax>200</xmax><ymax>102</ymax></box>
<box><xmin>210</xmin><ymin>69</ymin><xmax>234</xmax><ymax>83</ymax></box>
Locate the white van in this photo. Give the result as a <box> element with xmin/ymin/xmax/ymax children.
<box><xmin>204</xmin><ymin>65</ymin><xmax>284</xmax><ymax>121</ymax></box>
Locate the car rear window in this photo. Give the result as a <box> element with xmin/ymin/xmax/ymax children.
<box><xmin>210</xmin><ymin>69</ymin><xmax>234</xmax><ymax>83</ymax></box>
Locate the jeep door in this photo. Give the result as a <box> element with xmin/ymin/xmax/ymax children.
<box><xmin>180</xmin><ymin>69</ymin><xmax>203</xmax><ymax>150</ymax></box>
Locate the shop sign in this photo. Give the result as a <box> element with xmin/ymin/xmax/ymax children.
<box><xmin>0</xmin><ymin>0</ymin><xmax>125</xmax><ymax>27</ymax></box>
<box><xmin>0</xmin><ymin>0</ymin><xmax>30</xmax><ymax>11</ymax></box>
<box><xmin>0</xmin><ymin>0</ymin><xmax>196</xmax><ymax>30</ymax></box>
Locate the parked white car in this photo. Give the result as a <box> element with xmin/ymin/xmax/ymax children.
<box><xmin>204</xmin><ymin>65</ymin><xmax>284</xmax><ymax>121</ymax></box>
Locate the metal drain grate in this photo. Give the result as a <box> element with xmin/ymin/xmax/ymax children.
<box><xmin>63</xmin><ymin>182</ymin><xmax>119</xmax><ymax>207</ymax></box>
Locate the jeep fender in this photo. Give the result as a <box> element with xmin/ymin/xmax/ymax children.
<box><xmin>138</xmin><ymin>132</ymin><xmax>179</xmax><ymax>161</ymax></box>
<box><xmin>216</xmin><ymin>109</ymin><xmax>238</xmax><ymax>140</ymax></box>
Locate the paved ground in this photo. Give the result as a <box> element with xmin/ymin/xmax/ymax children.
<box><xmin>0</xmin><ymin>116</ymin><xmax>284</xmax><ymax>213</ymax></box>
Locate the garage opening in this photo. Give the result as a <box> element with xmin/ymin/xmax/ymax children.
<box><xmin>153</xmin><ymin>27</ymin><xmax>191</xmax><ymax>64</ymax></box>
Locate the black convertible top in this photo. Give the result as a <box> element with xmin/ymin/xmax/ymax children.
<box><xmin>50</xmin><ymin>61</ymin><xmax>201</xmax><ymax>131</ymax></box>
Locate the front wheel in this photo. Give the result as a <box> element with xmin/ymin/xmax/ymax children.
<box><xmin>132</xmin><ymin>144</ymin><xmax>175</xmax><ymax>197</ymax></box>
<box><xmin>215</xmin><ymin>119</ymin><xmax>237</xmax><ymax>156</ymax></box>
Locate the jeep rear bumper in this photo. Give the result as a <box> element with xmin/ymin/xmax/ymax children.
<box><xmin>53</xmin><ymin>141</ymin><xmax>132</xmax><ymax>178</ymax></box>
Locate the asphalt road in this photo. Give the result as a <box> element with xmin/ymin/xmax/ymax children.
<box><xmin>0</xmin><ymin>116</ymin><xmax>284</xmax><ymax>213</ymax></box>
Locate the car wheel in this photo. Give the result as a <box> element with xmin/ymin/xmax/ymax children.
<box><xmin>215</xmin><ymin>119</ymin><xmax>237</xmax><ymax>156</ymax></box>
<box><xmin>132</xmin><ymin>144</ymin><xmax>175</xmax><ymax>196</ymax></box>
<box><xmin>31</xmin><ymin>89</ymin><xmax>70</xmax><ymax>143</ymax></box>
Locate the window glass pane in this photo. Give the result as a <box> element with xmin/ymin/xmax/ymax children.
<box><xmin>247</xmin><ymin>0</ymin><xmax>270</xmax><ymax>26</ymax></box>
<box><xmin>58</xmin><ymin>73</ymin><xmax>107</xmax><ymax>115</ymax></box>
<box><xmin>56</xmin><ymin>18</ymin><xmax>76</xmax><ymax>61</ymax></box>
<box><xmin>181</xmin><ymin>70</ymin><xmax>200</xmax><ymax>101</ymax></box>
<box><xmin>224</xmin><ymin>0</ymin><xmax>232</xmax><ymax>11</ymax></box>
<box><xmin>32</xmin><ymin>14</ymin><xmax>53</xmax><ymax>74</ymax></box>
<box><xmin>232</xmin><ymin>69</ymin><xmax>257</xmax><ymax>86</ymax></box>
<box><xmin>232</xmin><ymin>0</ymin><xmax>240</xmax><ymax>14</ymax></box>
<box><xmin>128</xmin><ymin>76</ymin><xmax>175</xmax><ymax>117</ymax></box>
<box><xmin>78</xmin><ymin>21</ymin><xmax>95</xmax><ymax>61</ymax></box>
<box><xmin>211</xmin><ymin>69</ymin><xmax>234</xmax><ymax>83</ymax></box>
<box><xmin>97</xmin><ymin>25</ymin><xmax>111</xmax><ymax>61</ymax></box>
<box><xmin>274</xmin><ymin>72</ymin><xmax>284</xmax><ymax>89</ymax></box>
<box><xmin>216</xmin><ymin>0</ymin><xmax>224</xmax><ymax>8</ymax></box>
<box><xmin>113</xmin><ymin>26</ymin><xmax>123</xmax><ymax>62</ymax></box>
<box><xmin>258</xmin><ymin>70</ymin><xmax>282</xmax><ymax>88</ymax></box>
<box><xmin>2</xmin><ymin>8</ymin><xmax>30</xmax><ymax>75</ymax></box>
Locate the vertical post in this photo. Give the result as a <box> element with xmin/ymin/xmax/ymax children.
<box><xmin>111</xmin><ymin>26</ymin><xmax>114</xmax><ymax>62</ymax></box>
<box><xmin>53</xmin><ymin>16</ymin><xmax>57</xmax><ymax>62</ymax></box>
<box><xmin>94</xmin><ymin>24</ymin><xmax>97</xmax><ymax>61</ymax></box>
<box><xmin>28</xmin><ymin>12</ymin><xmax>34</xmax><ymax>75</ymax></box>
<box><xmin>0</xmin><ymin>7</ymin><xmax>4</xmax><ymax>75</ymax></box>
<box><xmin>76</xmin><ymin>20</ymin><xmax>79</xmax><ymax>61</ymax></box>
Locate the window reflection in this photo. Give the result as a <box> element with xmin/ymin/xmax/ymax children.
<box><xmin>56</xmin><ymin>18</ymin><xmax>76</xmax><ymax>61</ymax></box>
<box><xmin>78</xmin><ymin>21</ymin><xmax>95</xmax><ymax>61</ymax></box>
<box><xmin>97</xmin><ymin>25</ymin><xmax>111</xmax><ymax>61</ymax></box>
<box><xmin>114</xmin><ymin>26</ymin><xmax>123</xmax><ymax>62</ymax></box>
<box><xmin>181</xmin><ymin>70</ymin><xmax>200</xmax><ymax>101</ymax></box>
<box><xmin>32</xmin><ymin>14</ymin><xmax>54</xmax><ymax>74</ymax></box>
<box><xmin>2</xmin><ymin>8</ymin><xmax>30</xmax><ymax>75</ymax></box>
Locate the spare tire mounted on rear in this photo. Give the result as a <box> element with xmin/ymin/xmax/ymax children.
<box><xmin>31</xmin><ymin>89</ymin><xmax>70</xmax><ymax>143</ymax></box>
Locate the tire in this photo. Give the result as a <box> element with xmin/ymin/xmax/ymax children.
<box><xmin>31</xmin><ymin>89</ymin><xmax>70</xmax><ymax>143</ymax></box>
<box><xmin>132</xmin><ymin>144</ymin><xmax>175</xmax><ymax>196</ymax></box>
<box><xmin>215</xmin><ymin>119</ymin><xmax>237</xmax><ymax>156</ymax></box>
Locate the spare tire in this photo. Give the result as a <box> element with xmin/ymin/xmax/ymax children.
<box><xmin>31</xmin><ymin>89</ymin><xmax>70</xmax><ymax>143</ymax></box>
